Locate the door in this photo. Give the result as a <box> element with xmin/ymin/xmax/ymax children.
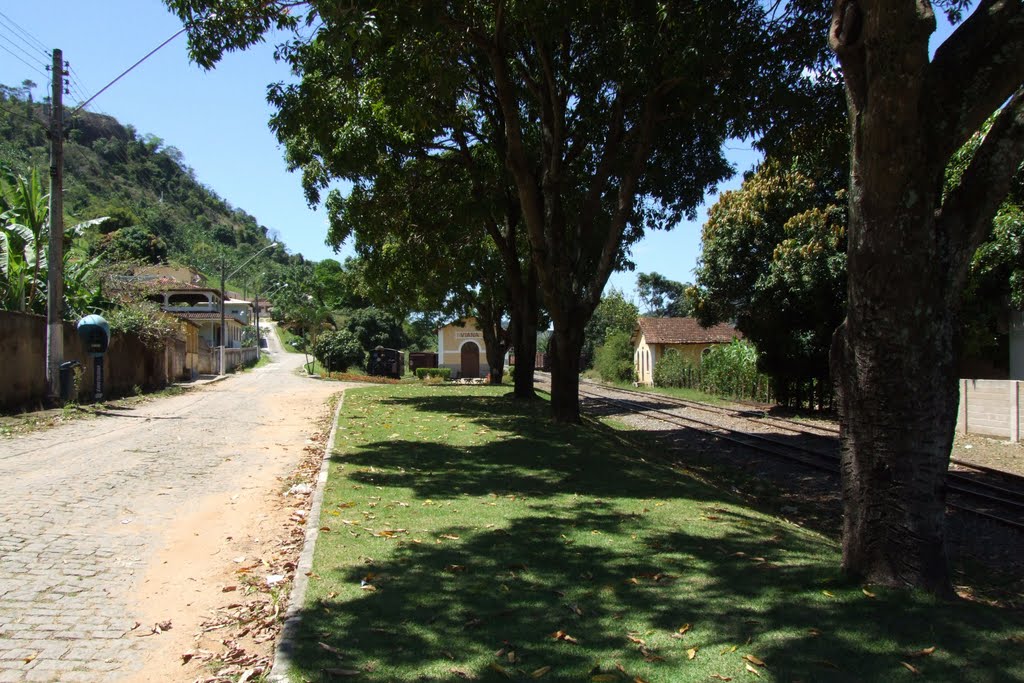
<box><xmin>461</xmin><ymin>341</ymin><xmax>480</xmax><ymax>378</ymax></box>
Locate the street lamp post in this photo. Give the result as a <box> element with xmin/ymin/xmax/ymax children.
<box><xmin>220</xmin><ymin>243</ymin><xmax>277</xmax><ymax>375</ymax></box>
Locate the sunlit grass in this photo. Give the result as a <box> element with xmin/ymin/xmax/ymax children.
<box><xmin>289</xmin><ymin>384</ymin><xmax>1024</xmax><ymax>682</ymax></box>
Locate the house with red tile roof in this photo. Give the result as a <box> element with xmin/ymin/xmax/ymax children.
<box><xmin>632</xmin><ymin>317</ymin><xmax>741</xmax><ymax>385</ymax></box>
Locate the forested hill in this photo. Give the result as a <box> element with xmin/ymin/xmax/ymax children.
<box><xmin>0</xmin><ymin>88</ymin><xmax>307</xmax><ymax>278</ymax></box>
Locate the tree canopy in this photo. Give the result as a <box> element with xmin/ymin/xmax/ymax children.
<box><xmin>694</xmin><ymin>162</ymin><xmax>847</xmax><ymax>406</ymax></box>
<box><xmin>636</xmin><ymin>272</ymin><xmax>693</xmax><ymax>318</ymax></box>
<box><xmin>165</xmin><ymin>0</ymin><xmax>818</xmax><ymax>421</ymax></box>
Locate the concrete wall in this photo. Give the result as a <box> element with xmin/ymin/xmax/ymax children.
<box><xmin>0</xmin><ymin>310</ymin><xmax>173</xmax><ymax>412</ymax></box>
<box><xmin>957</xmin><ymin>379</ymin><xmax>1024</xmax><ymax>441</ymax></box>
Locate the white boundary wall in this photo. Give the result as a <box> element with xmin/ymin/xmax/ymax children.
<box><xmin>957</xmin><ymin>379</ymin><xmax>1022</xmax><ymax>442</ymax></box>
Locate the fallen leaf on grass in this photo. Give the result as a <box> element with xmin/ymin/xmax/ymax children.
<box><xmin>822</xmin><ymin>590</ymin><xmax>835</xmax><ymax>597</ymax></box>
<box><xmin>677</xmin><ymin>623</ymin><xmax>691</xmax><ymax>635</ymax></box>
<box><xmin>710</xmin><ymin>676</ymin><xmax>732</xmax><ymax>681</ymax></box>
<box><xmin>626</xmin><ymin>634</ymin><xmax>646</xmax><ymax>645</ymax></box>
<box><xmin>551</xmin><ymin>630</ymin><xmax>579</xmax><ymax>644</ymax></box>
<box><xmin>687</xmin><ymin>647</ymin><xmax>699</xmax><ymax>660</ymax></box>
<box><xmin>590</xmin><ymin>675</ymin><xmax>619</xmax><ymax>682</ymax></box>
<box><xmin>906</xmin><ymin>647</ymin><xmax>935</xmax><ymax>658</ymax></box>
<box><xmin>439</xmin><ymin>534</ymin><xmax>460</xmax><ymax>540</ymax></box>
<box><xmin>745</xmin><ymin>662</ymin><xmax>761</xmax><ymax>677</ymax></box>
<box><xmin>901</xmin><ymin>662</ymin><xmax>921</xmax><ymax>675</ymax></box>
<box><xmin>488</xmin><ymin>662</ymin><xmax>511</xmax><ymax>678</ymax></box>
<box><xmin>319</xmin><ymin>642</ymin><xmax>344</xmax><ymax>657</ymax></box>
<box><xmin>720</xmin><ymin>645</ymin><xmax>738</xmax><ymax>655</ymax></box>
<box><xmin>530</xmin><ymin>666</ymin><xmax>552</xmax><ymax>678</ymax></box>
<box><xmin>807</xmin><ymin>628</ymin><xmax>822</xmax><ymax>637</ymax></box>
<box><xmin>862</xmin><ymin>587</ymin><xmax>877</xmax><ymax>598</ymax></box>
<box><xmin>743</xmin><ymin>654</ymin><xmax>766</xmax><ymax>667</ymax></box>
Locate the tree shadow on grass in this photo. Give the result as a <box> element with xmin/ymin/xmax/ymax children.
<box><xmin>290</xmin><ymin>391</ymin><xmax>1024</xmax><ymax>682</ymax></box>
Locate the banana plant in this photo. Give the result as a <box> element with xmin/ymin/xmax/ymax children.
<box><xmin>0</xmin><ymin>165</ymin><xmax>48</xmax><ymax>313</ymax></box>
<box><xmin>1</xmin><ymin>164</ymin><xmax>110</xmax><ymax>315</ymax></box>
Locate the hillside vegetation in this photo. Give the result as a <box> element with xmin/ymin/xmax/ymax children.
<box><xmin>0</xmin><ymin>87</ymin><xmax>304</xmax><ymax>282</ymax></box>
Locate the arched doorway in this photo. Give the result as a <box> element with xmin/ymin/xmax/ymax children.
<box><xmin>460</xmin><ymin>341</ymin><xmax>480</xmax><ymax>378</ymax></box>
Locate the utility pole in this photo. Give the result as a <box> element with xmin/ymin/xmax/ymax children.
<box><xmin>220</xmin><ymin>256</ymin><xmax>227</xmax><ymax>376</ymax></box>
<box><xmin>45</xmin><ymin>49</ymin><xmax>66</xmax><ymax>400</ymax></box>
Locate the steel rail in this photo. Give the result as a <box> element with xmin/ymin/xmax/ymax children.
<box><xmin>573</xmin><ymin>386</ymin><xmax>1024</xmax><ymax>532</ymax></box>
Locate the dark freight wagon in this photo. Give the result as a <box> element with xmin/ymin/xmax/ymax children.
<box><xmin>408</xmin><ymin>351</ymin><xmax>438</xmax><ymax>373</ymax></box>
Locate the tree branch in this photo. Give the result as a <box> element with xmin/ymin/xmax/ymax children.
<box><xmin>927</xmin><ymin>0</ymin><xmax>1024</xmax><ymax>158</ymax></box>
<box><xmin>940</xmin><ymin>89</ymin><xmax>1024</xmax><ymax>288</ymax></box>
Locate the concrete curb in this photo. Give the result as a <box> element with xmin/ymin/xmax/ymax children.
<box><xmin>268</xmin><ymin>391</ymin><xmax>347</xmax><ymax>682</ymax></box>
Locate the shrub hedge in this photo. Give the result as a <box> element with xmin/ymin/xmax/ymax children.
<box><xmin>415</xmin><ymin>367</ymin><xmax>452</xmax><ymax>381</ymax></box>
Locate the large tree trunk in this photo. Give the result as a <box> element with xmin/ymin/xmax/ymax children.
<box><xmin>509</xmin><ymin>266</ymin><xmax>540</xmax><ymax>400</ymax></box>
<box><xmin>510</xmin><ymin>304</ymin><xmax>539</xmax><ymax>400</ymax></box>
<box><xmin>548</xmin><ymin>322</ymin><xmax>584</xmax><ymax>423</ymax></box>
<box><xmin>832</xmin><ymin>195</ymin><xmax>960</xmax><ymax>594</ymax></box>
<box><xmin>829</xmin><ymin>0</ymin><xmax>958</xmax><ymax>594</ymax></box>
<box><xmin>477</xmin><ymin>306</ymin><xmax>509</xmax><ymax>386</ymax></box>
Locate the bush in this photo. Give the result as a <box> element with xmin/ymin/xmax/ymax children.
<box><xmin>594</xmin><ymin>330</ymin><xmax>636</xmax><ymax>383</ymax></box>
<box><xmin>652</xmin><ymin>349</ymin><xmax>695</xmax><ymax>388</ymax></box>
<box><xmin>312</xmin><ymin>330</ymin><xmax>364</xmax><ymax>373</ymax></box>
<box><xmin>651</xmin><ymin>340</ymin><xmax>772</xmax><ymax>402</ymax></box>
<box><xmin>415</xmin><ymin>367</ymin><xmax>452</xmax><ymax>381</ymax></box>
<box><xmin>700</xmin><ymin>339</ymin><xmax>765</xmax><ymax>400</ymax></box>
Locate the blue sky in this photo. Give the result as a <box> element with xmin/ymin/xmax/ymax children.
<box><xmin>0</xmin><ymin>0</ymin><xmax>767</xmax><ymax>302</ymax></box>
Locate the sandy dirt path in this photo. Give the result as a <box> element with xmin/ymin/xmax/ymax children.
<box><xmin>0</xmin><ymin>331</ymin><xmax>347</xmax><ymax>682</ymax></box>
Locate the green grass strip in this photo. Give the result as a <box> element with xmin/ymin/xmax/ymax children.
<box><xmin>291</xmin><ymin>384</ymin><xmax>1024</xmax><ymax>682</ymax></box>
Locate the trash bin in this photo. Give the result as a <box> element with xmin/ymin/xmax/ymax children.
<box><xmin>59</xmin><ymin>360</ymin><xmax>82</xmax><ymax>401</ymax></box>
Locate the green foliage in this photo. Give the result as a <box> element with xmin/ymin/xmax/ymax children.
<box><xmin>655</xmin><ymin>339</ymin><xmax>770</xmax><ymax>401</ymax></box>
<box><xmin>636</xmin><ymin>272</ymin><xmax>693</xmax><ymax>317</ymax></box>
<box><xmin>100</xmin><ymin>225</ymin><xmax>168</xmax><ymax>263</ymax></box>
<box><xmin>652</xmin><ymin>349</ymin><xmax>693</xmax><ymax>388</ymax></box>
<box><xmin>583</xmin><ymin>289</ymin><xmax>639</xmax><ymax>368</ymax></box>
<box><xmin>699</xmin><ymin>340</ymin><xmax>769</xmax><ymax>401</ymax></box>
<box><xmin>312</xmin><ymin>329</ymin><xmax>364</xmax><ymax>373</ymax></box>
<box><xmin>694</xmin><ymin>162</ymin><xmax>845</xmax><ymax>405</ymax></box>
<box><xmin>165</xmin><ymin>0</ymin><xmax>821</xmax><ymax>419</ymax></box>
<box><xmin>0</xmin><ymin>164</ymin><xmax>48</xmax><ymax>313</ymax></box>
<box><xmin>342</xmin><ymin>307</ymin><xmax>408</xmax><ymax>358</ymax></box>
<box><xmin>104</xmin><ymin>299</ymin><xmax>180</xmax><ymax>349</ymax></box>
<box><xmin>652</xmin><ymin>342</ymin><xmax>771</xmax><ymax>402</ymax></box>
<box><xmin>0</xmin><ymin>93</ymin><xmax>298</xmax><ymax>288</ymax></box>
<box><xmin>415</xmin><ymin>367</ymin><xmax>451</xmax><ymax>381</ymax></box>
<box><xmin>593</xmin><ymin>330</ymin><xmax>636</xmax><ymax>384</ymax></box>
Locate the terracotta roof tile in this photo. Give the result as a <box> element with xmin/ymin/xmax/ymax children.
<box><xmin>636</xmin><ymin>317</ymin><xmax>741</xmax><ymax>344</ymax></box>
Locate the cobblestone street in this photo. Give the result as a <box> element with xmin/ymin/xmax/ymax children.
<box><xmin>0</xmin><ymin>346</ymin><xmax>339</xmax><ymax>682</ymax></box>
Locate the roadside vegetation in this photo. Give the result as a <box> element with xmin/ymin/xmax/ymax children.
<box><xmin>290</xmin><ymin>384</ymin><xmax>1024</xmax><ymax>682</ymax></box>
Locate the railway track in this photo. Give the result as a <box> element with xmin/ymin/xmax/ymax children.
<box><xmin>537</xmin><ymin>375</ymin><xmax>1024</xmax><ymax>532</ymax></box>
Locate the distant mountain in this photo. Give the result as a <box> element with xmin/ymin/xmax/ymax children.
<box><xmin>0</xmin><ymin>89</ymin><xmax>306</xmax><ymax>281</ymax></box>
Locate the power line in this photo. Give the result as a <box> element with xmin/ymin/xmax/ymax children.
<box><xmin>0</xmin><ymin>25</ymin><xmax>49</xmax><ymax>67</ymax></box>
<box><xmin>0</xmin><ymin>10</ymin><xmax>49</xmax><ymax>58</ymax></box>
<box><xmin>0</xmin><ymin>42</ymin><xmax>48</xmax><ymax>80</ymax></box>
<box><xmin>71</xmin><ymin>27</ymin><xmax>186</xmax><ymax>117</ymax></box>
